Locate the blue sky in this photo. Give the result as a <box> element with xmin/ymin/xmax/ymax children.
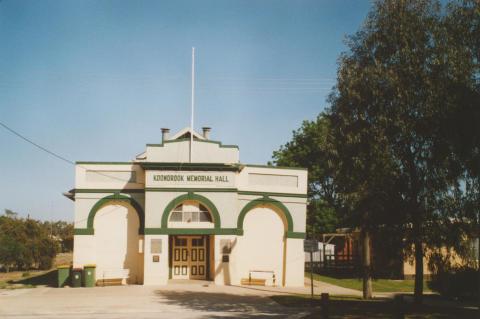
<box><xmin>0</xmin><ymin>0</ymin><xmax>372</xmax><ymax>221</ymax></box>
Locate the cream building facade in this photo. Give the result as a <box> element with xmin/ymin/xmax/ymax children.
<box><xmin>68</xmin><ymin>127</ymin><xmax>307</xmax><ymax>286</ymax></box>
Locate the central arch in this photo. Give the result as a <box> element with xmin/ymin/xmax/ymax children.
<box><xmin>161</xmin><ymin>193</ymin><xmax>221</xmax><ymax>229</ymax></box>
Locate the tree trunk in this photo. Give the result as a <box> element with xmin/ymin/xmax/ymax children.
<box><xmin>413</xmin><ymin>235</ymin><xmax>424</xmax><ymax>304</ymax></box>
<box><xmin>362</xmin><ymin>229</ymin><xmax>373</xmax><ymax>299</ymax></box>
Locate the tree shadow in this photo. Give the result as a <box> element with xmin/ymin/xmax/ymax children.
<box><xmin>272</xmin><ymin>295</ymin><xmax>479</xmax><ymax>319</ymax></box>
<box><xmin>155</xmin><ymin>290</ymin><xmax>307</xmax><ymax>318</ymax></box>
<box><xmin>10</xmin><ymin>270</ymin><xmax>57</xmax><ymax>287</ymax></box>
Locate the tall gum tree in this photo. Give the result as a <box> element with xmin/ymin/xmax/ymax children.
<box><xmin>327</xmin><ymin>0</ymin><xmax>479</xmax><ymax>303</ymax></box>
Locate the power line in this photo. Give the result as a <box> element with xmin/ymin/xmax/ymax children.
<box><xmin>0</xmin><ymin>121</ymin><xmax>141</xmax><ymax>184</ymax></box>
<box><xmin>0</xmin><ymin>121</ymin><xmax>75</xmax><ymax>165</ymax></box>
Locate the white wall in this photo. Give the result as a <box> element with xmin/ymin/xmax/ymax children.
<box><xmin>284</xmin><ymin>238</ymin><xmax>305</xmax><ymax>286</ymax></box>
<box><xmin>146</xmin><ymin>140</ymin><xmax>239</xmax><ymax>163</ymax></box>
<box><xmin>230</xmin><ymin>207</ymin><xmax>286</xmax><ymax>286</ymax></box>
<box><xmin>237</xmin><ymin>166</ymin><xmax>308</xmax><ymax>195</ymax></box>
<box><xmin>93</xmin><ymin>203</ymin><xmax>142</xmax><ymax>284</ymax></box>
<box><xmin>75</xmin><ymin>164</ymin><xmax>145</xmax><ymax>190</ymax></box>
<box><xmin>143</xmin><ymin>235</ymin><xmax>169</xmax><ymax>285</ymax></box>
<box><xmin>73</xmin><ymin>235</ymin><xmax>95</xmax><ymax>267</ymax></box>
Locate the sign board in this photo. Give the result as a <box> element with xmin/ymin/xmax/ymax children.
<box><xmin>304</xmin><ymin>239</ymin><xmax>319</xmax><ymax>252</ymax></box>
<box><xmin>151</xmin><ymin>239</ymin><xmax>162</xmax><ymax>254</ymax></box>
<box><xmin>149</xmin><ymin>171</ymin><xmax>236</xmax><ymax>187</ymax></box>
<box><xmin>153</xmin><ymin>174</ymin><xmax>230</xmax><ymax>183</ymax></box>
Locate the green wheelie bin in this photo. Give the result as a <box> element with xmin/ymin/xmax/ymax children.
<box><xmin>71</xmin><ymin>268</ymin><xmax>83</xmax><ymax>288</ymax></box>
<box><xmin>83</xmin><ymin>264</ymin><xmax>96</xmax><ymax>287</ymax></box>
<box><xmin>57</xmin><ymin>265</ymin><xmax>70</xmax><ymax>287</ymax></box>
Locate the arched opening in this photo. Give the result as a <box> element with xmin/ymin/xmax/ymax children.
<box><xmin>234</xmin><ymin>203</ymin><xmax>288</xmax><ymax>286</ymax></box>
<box><xmin>168</xmin><ymin>201</ymin><xmax>214</xmax><ymax>227</ymax></box>
<box><xmin>161</xmin><ymin>193</ymin><xmax>221</xmax><ymax>230</ymax></box>
<box><xmin>93</xmin><ymin>201</ymin><xmax>143</xmax><ymax>284</ymax></box>
<box><xmin>167</xmin><ymin>200</ymin><xmax>214</xmax><ymax>280</ymax></box>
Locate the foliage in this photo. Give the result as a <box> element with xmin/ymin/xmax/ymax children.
<box><xmin>429</xmin><ymin>265</ymin><xmax>479</xmax><ymax>299</ymax></box>
<box><xmin>272</xmin><ymin>115</ymin><xmax>342</xmax><ymax>236</ymax></box>
<box><xmin>307</xmin><ymin>199</ymin><xmax>339</xmax><ymax>236</ymax></box>
<box><xmin>371</xmin><ymin>227</ymin><xmax>404</xmax><ymax>278</ymax></box>
<box><xmin>43</xmin><ymin>221</ymin><xmax>74</xmax><ymax>252</ymax></box>
<box><xmin>272</xmin><ymin>0</ymin><xmax>479</xmax><ymax>303</ymax></box>
<box><xmin>0</xmin><ymin>233</ymin><xmax>25</xmax><ymax>272</ymax></box>
<box><xmin>0</xmin><ymin>210</ymin><xmax>73</xmax><ymax>272</ymax></box>
<box><xmin>328</xmin><ymin>0</ymin><xmax>479</xmax><ymax>303</ymax></box>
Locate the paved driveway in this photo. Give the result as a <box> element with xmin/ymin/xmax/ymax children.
<box><xmin>0</xmin><ymin>282</ymin><xmax>318</xmax><ymax>319</ymax></box>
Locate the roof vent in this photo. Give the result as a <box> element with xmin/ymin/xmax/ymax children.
<box><xmin>161</xmin><ymin>128</ymin><xmax>170</xmax><ymax>143</ymax></box>
<box><xmin>202</xmin><ymin>127</ymin><xmax>211</xmax><ymax>139</ymax></box>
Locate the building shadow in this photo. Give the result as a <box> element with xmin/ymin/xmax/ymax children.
<box><xmin>10</xmin><ymin>269</ymin><xmax>57</xmax><ymax>287</ymax></box>
<box><xmin>213</xmin><ymin>238</ymin><xmax>237</xmax><ymax>285</ymax></box>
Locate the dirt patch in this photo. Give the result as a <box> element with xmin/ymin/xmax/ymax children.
<box><xmin>55</xmin><ymin>252</ymin><xmax>73</xmax><ymax>266</ymax></box>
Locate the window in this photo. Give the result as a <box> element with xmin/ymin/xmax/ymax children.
<box><xmin>192</xmin><ymin>238</ymin><xmax>204</xmax><ymax>246</ymax></box>
<box><xmin>169</xmin><ymin>202</ymin><xmax>213</xmax><ymax>223</ymax></box>
<box><xmin>175</xmin><ymin>237</ymin><xmax>187</xmax><ymax>246</ymax></box>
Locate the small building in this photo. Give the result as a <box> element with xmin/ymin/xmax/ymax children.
<box><xmin>304</xmin><ymin>242</ymin><xmax>335</xmax><ymax>263</ymax></box>
<box><xmin>66</xmin><ymin>127</ymin><xmax>307</xmax><ymax>286</ymax></box>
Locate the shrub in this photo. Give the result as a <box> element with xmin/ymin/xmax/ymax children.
<box><xmin>429</xmin><ymin>266</ymin><xmax>479</xmax><ymax>300</ymax></box>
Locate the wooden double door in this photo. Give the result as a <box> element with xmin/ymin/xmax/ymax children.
<box><xmin>172</xmin><ymin>235</ymin><xmax>208</xmax><ymax>280</ymax></box>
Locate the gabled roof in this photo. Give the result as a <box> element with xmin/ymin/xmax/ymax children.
<box><xmin>170</xmin><ymin>127</ymin><xmax>205</xmax><ymax>140</ymax></box>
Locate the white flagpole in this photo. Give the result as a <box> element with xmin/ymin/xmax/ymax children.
<box><xmin>190</xmin><ymin>47</ymin><xmax>195</xmax><ymax>163</ymax></box>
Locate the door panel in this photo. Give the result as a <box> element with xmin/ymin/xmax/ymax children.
<box><xmin>172</xmin><ymin>237</ymin><xmax>189</xmax><ymax>279</ymax></box>
<box><xmin>171</xmin><ymin>236</ymin><xmax>207</xmax><ymax>280</ymax></box>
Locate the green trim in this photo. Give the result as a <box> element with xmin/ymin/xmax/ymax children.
<box><xmin>146</xmin><ymin>187</ymin><xmax>237</xmax><ymax>193</ymax></box>
<box><xmin>75</xmin><ymin>189</ymin><xmax>145</xmax><ymax>194</ymax></box>
<box><xmin>146</xmin><ymin>188</ymin><xmax>306</xmax><ymax>198</ymax></box>
<box><xmin>74</xmin><ymin>187</ymin><xmax>308</xmax><ymax>198</ymax></box>
<box><xmin>161</xmin><ymin>193</ymin><xmax>221</xmax><ymax>229</ymax></box>
<box><xmin>286</xmin><ymin>231</ymin><xmax>306</xmax><ymax>239</ymax></box>
<box><xmin>74</xmin><ymin>194</ymin><xmax>145</xmax><ymax>235</ymax></box>
<box><xmin>74</xmin><ymin>228</ymin><xmax>94</xmax><ymax>235</ymax></box>
<box><xmin>238</xmin><ymin>190</ymin><xmax>307</xmax><ymax>199</ymax></box>
<box><xmin>237</xmin><ymin>196</ymin><xmax>294</xmax><ymax>235</ymax></box>
<box><xmin>144</xmin><ymin>228</ymin><xmax>240</xmax><ymax>235</ymax></box>
<box><xmin>76</xmin><ymin>161</ymin><xmax>136</xmax><ymax>165</ymax></box>
<box><xmin>75</xmin><ymin>188</ymin><xmax>306</xmax><ymax>198</ymax></box>
<box><xmin>142</xmin><ymin>162</ymin><xmax>240</xmax><ymax>171</ymax></box>
<box><xmin>147</xmin><ymin>138</ymin><xmax>239</xmax><ymax>149</ymax></box>
<box><xmin>242</xmin><ymin>164</ymin><xmax>308</xmax><ymax>171</ymax></box>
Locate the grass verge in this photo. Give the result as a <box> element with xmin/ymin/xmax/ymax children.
<box><xmin>308</xmin><ymin>273</ymin><xmax>432</xmax><ymax>292</ymax></box>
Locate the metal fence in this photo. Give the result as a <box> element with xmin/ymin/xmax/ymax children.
<box><xmin>305</xmin><ymin>255</ymin><xmax>360</xmax><ymax>275</ymax></box>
